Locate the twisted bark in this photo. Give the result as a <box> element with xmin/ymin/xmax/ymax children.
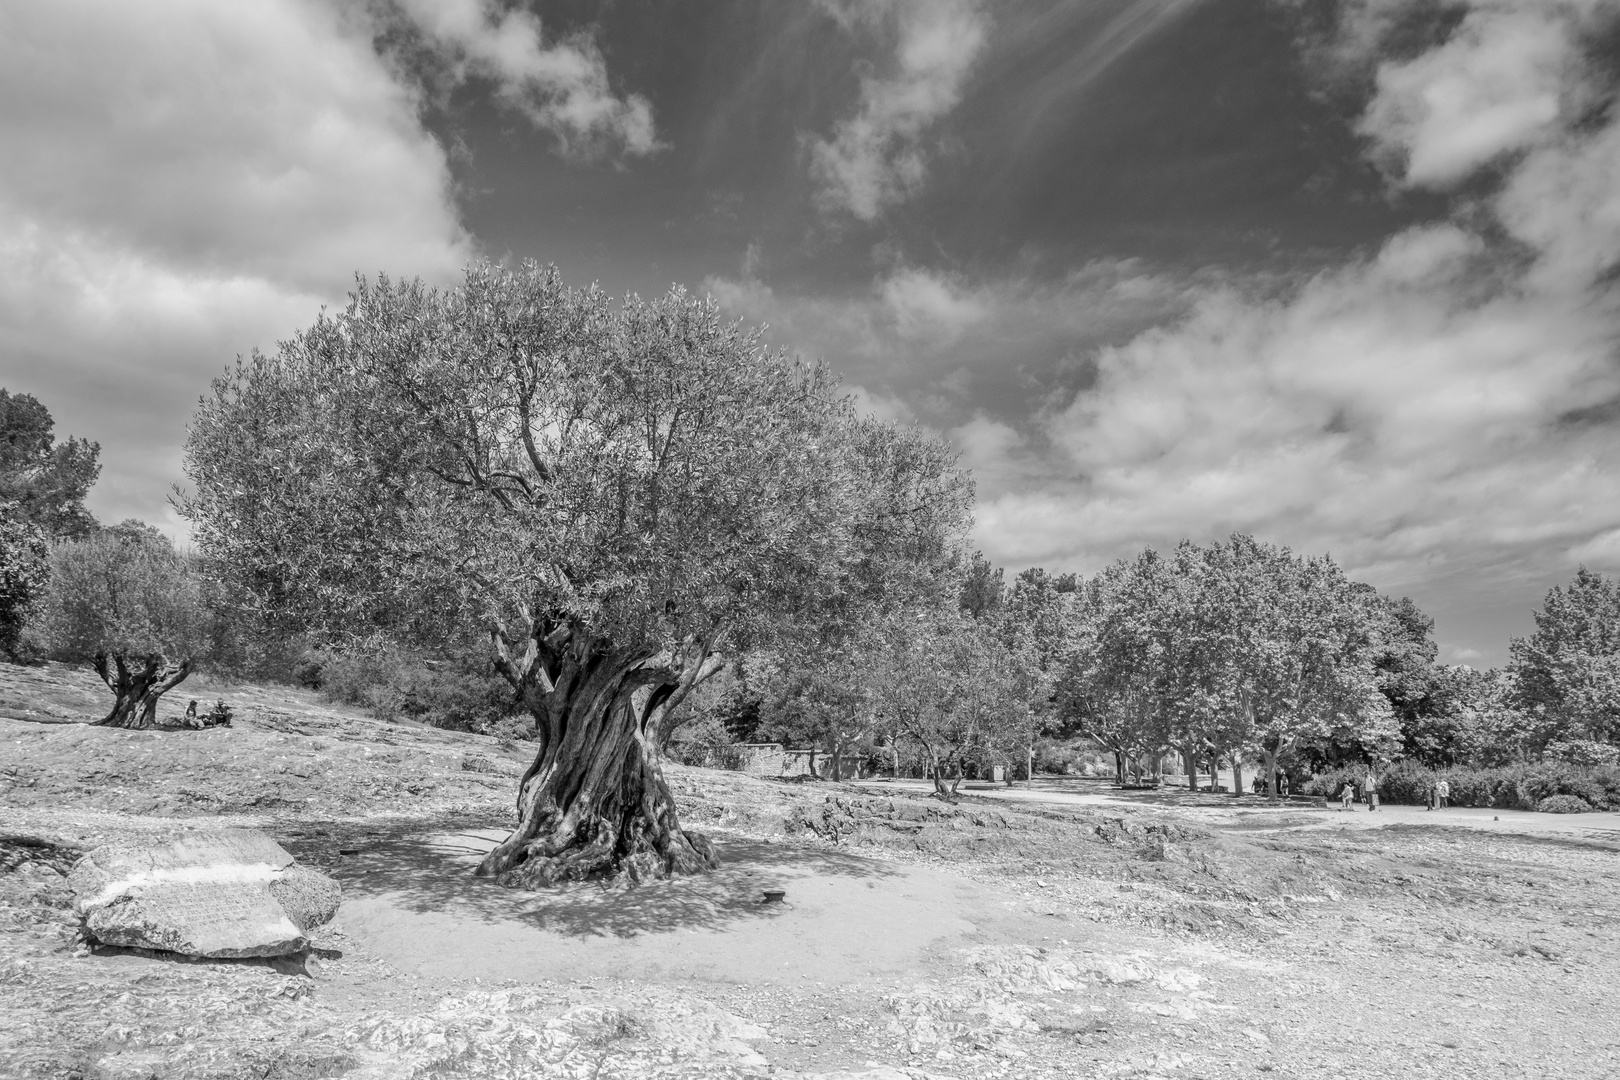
<box><xmin>476</xmin><ymin>613</ymin><xmax>722</xmax><ymax>887</ymax></box>
<box><xmin>91</xmin><ymin>652</ymin><xmax>193</xmax><ymax>730</ymax></box>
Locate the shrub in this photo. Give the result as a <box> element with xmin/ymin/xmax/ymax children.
<box><xmin>1442</xmin><ymin>768</ymin><xmax>1524</xmax><ymax>809</ymax></box>
<box><xmin>1537</xmin><ymin>794</ymin><xmax>1591</xmax><ymax>814</ymax></box>
<box><xmin>1588</xmin><ymin>764</ymin><xmax>1620</xmax><ymax>808</ymax></box>
<box><xmin>1371</xmin><ymin>759</ymin><xmax>1434</xmax><ymax>805</ymax></box>
<box><xmin>1303</xmin><ymin>766</ymin><xmax>1365</xmax><ymax>799</ymax></box>
<box><xmin>1515</xmin><ymin>761</ymin><xmax>1609</xmax><ymax>809</ymax></box>
<box><xmin>311</xmin><ymin>644</ymin><xmax>517</xmax><ymax>734</ymax></box>
<box><xmin>665</xmin><ymin>714</ymin><xmax>746</xmax><ymax>769</ymax></box>
<box><xmin>1303</xmin><ymin>760</ymin><xmax>1619</xmax><ymax>810</ymax></box>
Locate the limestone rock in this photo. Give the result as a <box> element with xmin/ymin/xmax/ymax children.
<box><xmin>67</xmin><ymin>829</ymin><xmax>340</xmax><ymax>958</ymax></box>
<box><xmin>269</xmin><ymin>861</ymin><xmax>342</xmax><ymax>932</ymax></box>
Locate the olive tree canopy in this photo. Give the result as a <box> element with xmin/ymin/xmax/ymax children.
<box><xmin>183</xmin><ymin>261</ymin><xmax>972</xmax><ymax>885</ymax></box>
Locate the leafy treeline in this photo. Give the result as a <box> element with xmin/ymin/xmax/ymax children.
<box><xmin>714</xmin><ymin>573</ymin><xmax>1052</xmax><ymax>798</ymax></box>
<box><xmin>676</xmin><ymin>539</ymin><xmax>1620</xmax><ymax>796</ymax></box>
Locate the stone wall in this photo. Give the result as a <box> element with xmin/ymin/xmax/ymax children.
<box><xmin>734</xmin><ymin>744</ymin><xmax>867</xmax><ymax>780</ymax></box>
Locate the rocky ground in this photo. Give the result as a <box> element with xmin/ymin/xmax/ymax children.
<box><xmin>2</xmin><ymin>660</ymin><xmax>1617</xmax><ymax>1079</ymax></box>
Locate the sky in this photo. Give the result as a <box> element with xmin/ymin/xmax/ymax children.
<box><xmin>3</xmin><ymin>0</ymin><xmax>1619</xmax><ymax>666</ymax></box>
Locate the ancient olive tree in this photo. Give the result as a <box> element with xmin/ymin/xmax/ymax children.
<box><xmin>183</xmin><ymin>262</ymin><xmax>971</xmax><ymax>886</ymax></box>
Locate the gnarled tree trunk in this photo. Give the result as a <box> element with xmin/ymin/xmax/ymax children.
<box><xmin>475</xmin><ymin>615</ymin><xmax>722</xmax><ymax>888</ymax></box>
<box><xmin>92</xmin><ymin>652</ymin><xmax>193</xmax><ymax>730</ymax></box>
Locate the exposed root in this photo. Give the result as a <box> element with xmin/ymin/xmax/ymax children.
<box><xmin>491</xmin><ymin>826</ymin><xmax>718</xmax><ymax>889</ymax></box>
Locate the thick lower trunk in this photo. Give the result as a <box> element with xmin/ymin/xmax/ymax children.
<box><xmin>476</xmin><ymin>646</ymin><xmax>717</xmax><ymax>888</ymax></box>
<box><xmin>91</xmin><ymin>653</ymin><xmax>193</xmax><ymax>730</ymax></box>
<box><xmin>1231</xmin><ymin>758</ymin><xmax>1242</xmax><ymax>797</ymax></box>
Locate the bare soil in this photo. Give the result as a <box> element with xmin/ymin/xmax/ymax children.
<box><xmin>2</xmin><ymin>660</ymin><xmax>1617</xmax><ymax>1079</ymax></box>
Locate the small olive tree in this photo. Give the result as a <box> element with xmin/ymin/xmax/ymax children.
<box><xmin>36</xmin><ymin>522</ymin><xmax>203</xmax><ymax>727</ymax></box>
<box><xmin>183</xmin><ymin>262</ymin><xmax>971</xmax><ymax>886</ymax></box>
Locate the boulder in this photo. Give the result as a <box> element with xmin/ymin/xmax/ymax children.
<box><xmin>67</xmin><ymin>829</ymin><xmax>340</xmax><ymax>958</ymax></box>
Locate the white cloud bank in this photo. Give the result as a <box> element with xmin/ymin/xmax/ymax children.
<box><xmin>807</xmin><ymin>0</ymin><xmax>991</xmax><ymax>219</ymax></box>
<box><xmin>0</xmin><ymin>0</ymin><xmax>476</xmax><ymax>533</ymax></box>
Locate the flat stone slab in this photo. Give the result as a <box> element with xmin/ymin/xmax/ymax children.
<box><xmin>67</xmin><ymin>829</ymin><xmax>339</xmax><ymax>958</ymax></box>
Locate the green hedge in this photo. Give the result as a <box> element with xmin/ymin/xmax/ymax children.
<box><xmin>1303</xmin><ymin>759</ymin><xmax>1620</xmax><ymax>811</ymax></box>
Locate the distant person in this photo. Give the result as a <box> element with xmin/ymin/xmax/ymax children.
<box><xmin>1278</xmin><ymin>770</ymin><xmax>1290</xmax><ymax>798</ymax></box>
<box><xmin>1253</xmin><ymin>774</ymin><xmax>1265</xmax><ymax>795</ymax></box>
<box><xmin>1340</xmin><ymin>781</ymin><xmax>1354</xmax><ymax>811</ymax></box>
<box><xmin>1436</xmin><ymin>778</ymin><xmax>1450</xmax><ymax>809</ymax></box>
<box><xmin>1365</xmin><ymin>770</ymin><xmax>1380</xmax><ymax>811</ymax></box>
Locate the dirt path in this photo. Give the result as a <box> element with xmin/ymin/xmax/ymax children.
<box><xmin>850</xmin><ymin>777</ymin><xmax>1620</xmax><ymax>842</ymax></box>
<box><xmin>336</xmin><ymin>831</ymin><xmax>1051</xmax><ymax>988</ymax></box>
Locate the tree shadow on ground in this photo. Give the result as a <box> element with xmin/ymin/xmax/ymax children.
<box><xmin>280</xmin><ymin>816</ymin><xmax>900</xmax><ymax>940</ymax></box>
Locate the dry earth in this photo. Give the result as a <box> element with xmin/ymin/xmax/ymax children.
<box><xmin>2</xmin><ymin>660</ymin><xmax>1617</xmax><ymax>1079</ymax></box>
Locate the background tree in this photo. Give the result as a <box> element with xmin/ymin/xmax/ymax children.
<box><xmin>0</xmin><ymin>389</ymin><xmax>100</xmax><ymax>539</ymax></box>
<box><xmin>878</xmin><ymin>609</ymin><xmax>1023</xmax><ymax>799</ymax></box>
<box><xmin>1511</xmin><ymin>567</ymin><xmax>1620</xmax><ymax>751</ymax></box>
<box><xmin>183</xmin><ymin>262</ymin><xmax>972</xmax><ymax>886</ymax></box>
<box><xmin>35</xmin><ymin>521</ymin><xmax>204</xmax><ymax>727</ymax></box>
<box><xmin>0</xmin><ymin>504</ymin><xmax>49</xmax><ymax>659</ymax></box>
<box><xmin>999</xmin><ymin>567</ymin><xmax>1076</xmax><ymax>781</ymax></box>
<box><xmin>1236</xmin><ymin>545</ymin><xmax>1396</xmax><ymax>794</ymax></box>
<box><xmin>758</xmin><ymin>640</ymin><xmax>878</xmax><ymax>780</ymax></box>
<box><xmin>1375</xmin><ymin>596</ymin><xmax>1442</xmax><ymax>744</ymax></box>
<box><xmin>958</xmin><ymin>551</ymin><xmax>1004</xmax><ymax>620</ymax></box>
<box><xmin>1053</xmin><ymin>553</ymin><xmax>1175</xmax><ymax>786</ymax></box>
<box><xmin>1053</xmin><ymin>537</ymin><xmax>1399</xmax><ymax>792</ymax></box>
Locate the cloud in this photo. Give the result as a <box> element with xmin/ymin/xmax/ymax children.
<box><xmin>807</xmin><ymin>0</ymin><xmax>991</xmax><ymax>219</ymax></box>
<box><xmin>0</xmin><ymin>0</ymin><xmax>474</xmax><ymax>535</ymax></box>
<box><xmin>958</xmin><ymin>0</ymin><xmax>1620</xmax><ymax>659</ymax></box>
<box><xmin>390</xmin><ymin>0</ymin><xmax>660</xmax><ymax>157</ymax></box>
<box><xmin>1358</xmin><ymin>5</ymin><xmax>1571</xmax><ymax>187</ymax></box>
<box><xmin>878</xmin><ymin>267</ymin><xmax>990</xmax><ymax>342</ymax></box>
<box><xmin>702</xmin><ymin>259</ymin><xmax>1192</xmax><ymax>408</ymax></box>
